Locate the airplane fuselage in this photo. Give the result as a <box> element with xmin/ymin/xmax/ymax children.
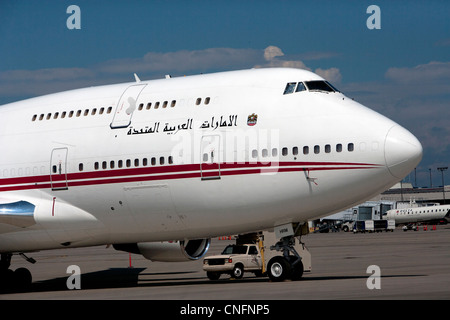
<box><xmin>386</xmin><ymin>204</ymin><xmax>450</xmax><ymax>224</ymax></box>
<box><xmin>0</xmin><ymin>68</ymin><xmax>423</xmax><ymax>253</ymax></box>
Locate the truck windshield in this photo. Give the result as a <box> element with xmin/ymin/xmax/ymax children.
<box><xmin>221</xmin><ymin>245</ymin><xmax>248</xmax><ymax>255</ymax></box>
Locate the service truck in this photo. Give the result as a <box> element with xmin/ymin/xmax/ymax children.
<box><xmin>203</xmin><ymin>231</ymin><xmax>311</xmax><ymax>281</ymax></box>
<box><xmin>352</xmin><ymin>220</ymin><xmax>395</xmax><ymax>233</ymax></box>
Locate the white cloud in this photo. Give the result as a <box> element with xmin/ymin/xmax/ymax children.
<box><xmin>99</xmin><ymin>48</ymin><xmax>261</xmax><ymax>74</ymax></box>
<box><xmin>0</xmin><ymin>45</ymin><xmax>343</xmax><ymax>101</ymax></box>
<box><xmin>385</xmin><ymin>61</ymin><xmax>450</xmax><ymax>84</ymax></box>
<box><xmin>314</xmin><ymin>67</ymin><xmax>342</xmax><ymax>83</ymax></box>
<box><xmin>0</xmin><ymin>68</ymin><xmax>95</xmax><ymax>82</ymax></box>
<box><xmin>258</xmin><ymin>46</ymin><xmax>342</xmax><ymax>83</ymax></box>
<box><xmin>263</xmin><ymin>46</ymin><xmax>284</xmax><ymax>61</ymax></box>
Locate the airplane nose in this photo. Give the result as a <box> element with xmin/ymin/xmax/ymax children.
<box><xmin>384</xmin><ymin>125</ymin><xmax>423</xmax><ymax>179</ymax></box>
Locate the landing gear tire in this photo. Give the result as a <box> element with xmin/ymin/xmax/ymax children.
<box><xmin>231</xmin><ymin>264</ymin><xmax>244</xmax><ymax>279</ymax></box>
<box><xmin>14</xmin><ymin>267</ymin><xmax>32</xmax><ymax>289</ymax></box>
<box><xmin>0</xmin><ymin>253</ymin><xmax>33</xmax><ymax>291</ymax></box>
<box><xmin>288</xmin><ymin>257</ymin><xmax>304</xmax><ymax>281</ymax></box>
<box><xmin>267</xmin><ymin>256</ymin><xmax>291</xmax><ymax>282</ymax></box>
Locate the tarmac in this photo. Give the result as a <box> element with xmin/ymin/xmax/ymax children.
<box><xmin>1</xmin><ymin>225</ymin><xmax>450</xmax><ymax>302</ymax></box>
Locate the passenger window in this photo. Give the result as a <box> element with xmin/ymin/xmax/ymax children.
<box><xmin>118</xmin><ymin>160</ymin><xmax>123</xmax><ymax>168</ymax></box>
<box><xmin>151</xmin><ymin>157</ymin><xmax>156</xmax><ymax>166</ymax></box>
<box><xmin>336</xmin><ymin>144</ymin><xmax>342</xmax><ymax>152</ymax></box>
<box><xmin>303</xmin><ymin>146</ymin><xmax>309</xmax><ymax>155</ymax></box>
<box><xmin>282</xmin><ymin>147</ymin><xmax>288</xmax><ymax>156</ymax></box>
<box><xmin>348</xmin><ymin>143</ymin><xmax>354</xmax><ymax>152</ymax></box>
<box><xmin>196</xmin><ymin>98</ymin><xmax>202</xmax><ymax>105</ymax></box>
<box><xmin>262</xmin><ymin>149</ymin><xmax>268</xmax><ymax>158</ymax></box>
<box><xmin>110</xmin><ymin>161</ymin><xmax>115</xmax><ymax>169</ymax></box>
<box><xmin>162</xmin><ymin>101</ymin><xmax>168</xmax><ymax>108</ymax></box>
<box><xmin>283</xmin><ymin>82</ymin><xmax>296</xmax><ymax>95</ymax></box>
<box><xmin>293</xmin><ymin>147</ymin><xmax>298</xmax><ymax>156</ymax></box>
<box><xmin>168</xmin><ymin>156</ymin><xmax>173</xmax><ymax>164</ymax></box>
<box><xmin>252</xmin><ymin>150</ymin><xmax>258</xmax><ymax>158</ymax></box>
<box><xmin>325</xmin><ymin>144</ymin><xmax>331</xmax><ymax>153</ymax></box>
<box><xmin>295</xmin><ymin>82</ymin><xmax>306</xmax><ymax>92</ymax></box>
<box><xmin>272</xmin><ymin>148</ymin><xmax>278</xmax><ymax>157</ymax></box>
<box><xmin>143</xmin><ymin>158</ymin><xmax>148</xmax><ymax>166</ymax></box>
<box><xmin>204</xmin><ymin>97</ymin><xmax>210</xmax><ymax>105</ymax></box>
<box><xmin>146</xmin><ymin>103</ymin><xmax>152</xmax><ymax>110</ymax></box>
<box><xmin>126</xmin><ymin>159</ymin><xmax>131</xmax><ymax>168</ymax></box>
<box><xmin>160</xmin><ymin>157</ymin><xmax>165</xmax><ymax>165</ymax></box>
<box><xmin>79</xmin><ymin>163</ymin><xmax>84</xmax><ymax>171</ymax></box>
<box><xmin>171</xmin><ymin>100</ymin><xmax>176</xmax><ymax>107</ymax></box>
<box><xmin>314</xmin><ymin>145</ymin><xmax>320</xmax><ymax>154</ymax></box>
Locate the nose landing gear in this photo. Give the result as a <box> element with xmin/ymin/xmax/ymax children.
<box><xmin>267</xmin><ymin>235</ymin><xmax>304</xmax><ymax>282</ymax></box>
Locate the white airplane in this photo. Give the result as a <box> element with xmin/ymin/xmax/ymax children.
<box><xmin>386</xmin><ymin>204</ymin><xmax>450</xmax><ymax>227</ymax></box>
<box><xmin>0</xmin><ymin>67</ymin><xmax>422</xmax><ymax>287</ymax></box>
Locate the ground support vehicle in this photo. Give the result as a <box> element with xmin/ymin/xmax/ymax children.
<box><xmin>203</xmin><ymin>225</ymin><xmax>311</xmax><ymax>282</ymax></box>
<box><xmin>353</xmin><ymin>220</ymin><xmax>395</xmax><ymax>233</ymax></box>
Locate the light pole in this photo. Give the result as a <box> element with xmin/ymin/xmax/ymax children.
<box><xmin>437</xmin><ymin>167</ymin><xmax>448</xmax><ymax>204</ymax></box>
<box><xmin>429</xmin><ymin>168</ymin><xmax>432</xmax><ymax>188</ymax></box>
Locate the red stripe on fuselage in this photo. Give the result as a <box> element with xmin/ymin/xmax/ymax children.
<box><xmin>0</xmin><ymin>161</ymin><xmax>383</xmax><ymax>192</ymax></box>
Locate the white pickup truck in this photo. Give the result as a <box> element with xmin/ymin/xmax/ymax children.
<box><xmin>203</xmin><ymin>244</ymin><xmax>264</xmax><ymax>280</ymax></box>
<box><xmin>203</xmin><ymin>231</ymin><xmax>311</xmax><ymax>281</ymax></box>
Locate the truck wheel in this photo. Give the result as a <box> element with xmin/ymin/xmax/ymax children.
<box><xmin>206</xmin><ymin>272</ymin><xmax>221</xmax><ymax>280</ymax></box>
<box><xmin>267</xmin><ymin>256</ymin><xmax>291</xmax><ymax>282</ymax></box>
<box><xmin>231</xmin><ymin>264</ymin><xmax>244</xmax><ymax>279</ymax></box>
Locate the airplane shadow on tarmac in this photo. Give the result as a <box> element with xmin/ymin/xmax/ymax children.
<box><xmin>0</xmin><ymin>267</ymin><xmax>425</xmax><ymax>294</ymax></box>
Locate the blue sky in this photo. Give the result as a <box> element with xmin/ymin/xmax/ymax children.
<box><xmin>1</xmin><ymin>0</ymin><xmax>449</xmax><ymax>187</ymax></box>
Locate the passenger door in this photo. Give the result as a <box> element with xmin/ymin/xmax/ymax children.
<box><xmin>200</xmin><ymin>135</ymin><xmax>221</xmax><ymax>180</ymax></box>
<box><xmin>50</xmin><ymin>148</ymin><xmax>68</xmax><ymax>191</ymax></box>
<box><xmin>110</xmin><ymin>84</ymin><xmax>147</xmax><ymax>129</ymax></box>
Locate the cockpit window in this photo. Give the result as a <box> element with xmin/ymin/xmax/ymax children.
<box><xmin>283</xmin><ymin>82</ymin><xmax>297</xmax><ymax>95</ymax></box>
<box><xmin>304</xmin><ymin>80</ymin><xmax>339</xmax><ymax>93</ymax></box>
<box><xmin>295</xmin><ymin>82</ymin><xmax>306</xmax><ymax>92</ymax></box>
